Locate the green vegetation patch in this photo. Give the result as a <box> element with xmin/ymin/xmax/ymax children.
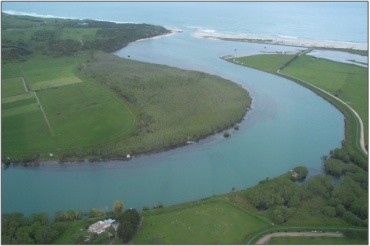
<box><xmin>2</xmin><ymin>92</ymin><xmax>34</xmax><ymax>104</ymax></box>
<box><xmin>2</xmin><ymin>103</ymin><xmax>39</xmax><ymax>117</ymax></box>
<box><xmin>134</xmin><ymin>198</ymin><xmax>269</xmax><ymax>244</ymax></box>
<box><xmin>2</xmin><ymin>110</ymin><xmax>57</xmax><ymax>153</ymax></box>
<box><xmin>30</xmin><ymin>75</ymin><xmax>83</xmax><ymax>91</ymax></box>
<box><xmin>2</xmin><ymin>77</ymin><xmax>26</xmax><ymax>97</ymax></box>
<box><xmin>230</xmin><ymin>54</ymin><xmax>296</xmax><ymax>73</ymax></box>
<box><xmin>267</xmin><ymin>235</ymin><xmax>368</xmax><ymax>245</ymax></box>
<box><xmin>85</xmin><ymin>52</ymin><xmax>251</xmax><ymax>156</ymax></box>
<box><xmin>37</xmin><ymin>81</ymin><xmax>136</xmax><ymax>149</ymax></box>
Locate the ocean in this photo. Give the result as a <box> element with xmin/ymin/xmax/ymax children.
<box><xmin>2</xmin><ymin>1</ymin><xmax>368</xmax><ymax>44</ymax></box>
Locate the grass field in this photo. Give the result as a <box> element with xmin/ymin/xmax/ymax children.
<box><xmin>133</xmin><ymin>197</ymin><xmax>270</xmax><ymax>244</ymax></box>
<box><xmin>2</xmin><ymin>77</ymin><xmax>26</xmax><ymax>97</ymax></box>
<box><xmin>230</xmin><ymin>52</ymin><xmax>368</xmax><ymax>150</ymax></box>
<box><xmin>30</xmin><ymin>75</ymin><xmax>83</xmax><ymax>91</ymax></box>
<box><xmin>232</xmin><ymin>54</ymin><xmax>296</xmax><ymax>73</ymax></box>
<box><xmin>1</xmin><ymin>54</ymin><xmax>137</xmax><ymax>159</ymax></box>
<box><xmin>267</xmin><ymin>236</ymin><xmax>368</xmax><ymax>245</ymax></box>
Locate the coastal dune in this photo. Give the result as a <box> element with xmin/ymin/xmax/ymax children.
<box><xmin>193</xmin><ymin>31</ymin><xmax>368</xmax><ymax>50</ymax></box>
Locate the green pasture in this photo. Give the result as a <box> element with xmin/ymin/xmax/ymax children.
<box><xmin>1</xmin><ymin>54</ymin><xmax>137</xmax><ymax>158</ymax></box>
<box><xmin>267</xmin><ymin>236</ymin><xmax>367</xmax><ymax>245</ymax></box>
<box><xmin>2</xmin><ymin>110</ymin><xmax>57</xmax><ymax>154</ymax></box>
<box><xmin>30</xmin><ymin>75</ymin><xmax>82</xmax><ymax>91</ymax></box>
<box><xmin>134</xmin><ymin>198</ymin><xmax>270</xmax><ymax>244</ymax></box>
<box><xmin>231</xmin><ymin>54</ymin><xmax>296</xmax><ymax>73</ymax></box>
<box><xmin>2</xmin><ymin>54</ymin><xmax>87</xmax><ymax>82</ymax></box>
<box><xmin>37</xmin><ymin>81</ymin><xmax>136</xmax><ymax>149</ymax></box>
<box><xmin>60</xmin><ymin>28</ymin><xmax>99</xmax><ymax>41</ymax></box>
<box><xmin>2</xmin><ymin>77</ymin><xmax>26</xmax><ymax>97</ymax></box>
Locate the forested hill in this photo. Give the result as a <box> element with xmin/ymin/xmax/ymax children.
<box><xmin>2</xmin><ymin>13</ymin><xmax>171</xmax><ymax>61</ymax></box>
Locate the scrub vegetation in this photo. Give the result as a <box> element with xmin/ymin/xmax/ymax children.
<box><xmin>1</xmin><ymin>14</ymin><xmax>251</xmax><ymax>162</ymax></box>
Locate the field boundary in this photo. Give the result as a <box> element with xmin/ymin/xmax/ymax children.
<box><xmin>33</xmin><ymin>91</ymin><xmax>55</xmax><ymax>137</ymax></box>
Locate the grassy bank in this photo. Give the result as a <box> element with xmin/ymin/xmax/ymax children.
<box><xmin>224</xmin><ymin>52</ymin><xmax>368</xmax><ymax>158</ymax></box>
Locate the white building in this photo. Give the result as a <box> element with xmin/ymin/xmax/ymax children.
<box><xmin>88</xmin><ymin>219</ymin><xmax>115</xmax><ymax>234</ymax></box>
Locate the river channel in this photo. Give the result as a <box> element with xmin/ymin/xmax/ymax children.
<box><xmin>2</xmin><ymin>30</ymin><xmax>345</xmax><ymax>216</ymax></box>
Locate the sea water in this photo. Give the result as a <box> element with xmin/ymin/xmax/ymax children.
<box><xmin>1</xmin><ymin>2</ymin><xmax>365</xmax><ymax>216</ymax></box>
<box><xmin>2</xmin><ymin>2</ymin><xmax>368</xmax><ymax>44</ymax></box>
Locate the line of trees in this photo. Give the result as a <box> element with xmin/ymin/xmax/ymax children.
<box><xmin>2</xmin><ymin>200</ymin><xmax>142</xmax><ymax>245</ymax></box>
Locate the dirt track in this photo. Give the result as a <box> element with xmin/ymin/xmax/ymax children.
<box><xmin>255</xmin><ymin>231</ymin><xmax>343</xmax><ymax>244</ymax></box>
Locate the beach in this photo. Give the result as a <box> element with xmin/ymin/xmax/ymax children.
<box><xmin>193</xmin><ymin>31</ymin><xmax>368</xmax><ymax>51</ymax></box>
<box><xmin>133</xmin><ymin>28</ymin><xmax>182</xmax><ymax>43</ymax></box>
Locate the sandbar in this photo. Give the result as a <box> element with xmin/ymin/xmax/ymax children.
<box><xmin>193</xmin><ymin>31</ymin><xmax>368</xmax><ymax>51</ymax></box>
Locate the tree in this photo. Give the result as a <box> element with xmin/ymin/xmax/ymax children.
<box><xmin>54</xmin><ymin>210</ymin><xmax>65</xmax><ymax>222</ymax></box>
<box><xmin>88</xmin><ymin>208</ymin><xmax>105</xmax><ymax>218</ymax></box>
<box><xmin>117</xmin><ymin>209</ymin><xmax>141</xmax><ymax>243</ymax></box>
<box><xmin>29</xmin><ymin>212</ymin><xmax>49</xmax><ymax>225</ymax></box>
<box><xmin>321</xmin><ymin>206</ymin><xmax>336</xmax><ymax>217</ymax></box>
<box><xmin>64</xmin><ymin>210</ymin><xmax>76</xmax><ymax>221</ymax></box>
<box><xmin>113</xmin><ymin>200</ymin><xmax>125</xmax><ymax>216</ymax></box>
<box><xmin>291</xmin><ymin>166</ymin><xmax>308</xmax><ymax>181</ymax></box>
<box><xmin>117</xmin><ymin>222</ymin><xmax>134</xmax><ymax>243</ymax></box>
<box><xmin>304</xmin><ymin>175</ymin><xmax>334</xmax><ymax>198</ymax></box>
<box><xmin>324</xmin><ymin>158</ymin><xmax>345</xmax><ymax>177</ymax></box>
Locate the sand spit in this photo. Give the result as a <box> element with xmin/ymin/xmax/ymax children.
<box><xmin>133</xmin><ymin>28</ymin><xmax>183</xmax><ymax>43</ymax></box>
<box><xmin>193</xmin><ymin>31</ymin><xmax>368</xmax><ymax>51</ymax></box>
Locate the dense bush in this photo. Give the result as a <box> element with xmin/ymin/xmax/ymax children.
<box><xmin>117</xmin><ymin>209</ymin><xmax>141</xmax><ymax>243</ymax></box>
<box><xmin>1</xmin><ymin>212</ymin><xmax>67</xmax><ymax>244</ymax></box>
<box><xmin>324</xmin><ymin>158</ymin><xmax>345</xmax><ymax>177</ymax></box>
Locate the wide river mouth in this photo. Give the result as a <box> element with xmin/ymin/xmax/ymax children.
<box><xmin>2</xmin><ymin>30</ymin><xmax>345</xmax><ymax>216</ymax></box>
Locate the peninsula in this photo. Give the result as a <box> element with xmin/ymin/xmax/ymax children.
<box><xmin>193</xmin><ymin>30</ymin><xmax>368</xmax><ymax>51</ymax></box>
<box><xmin>1</xmin><ymin>13</ymin><xmax>251</xmax><ymax>164</ymax></box>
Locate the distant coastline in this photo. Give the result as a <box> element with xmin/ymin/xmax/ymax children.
<box><xmin>193</xmin><ymin>31</ymin><xmax>368</xmax><ymax>51</ymax></box>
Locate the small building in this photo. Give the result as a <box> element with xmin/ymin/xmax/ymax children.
<box><xmin>88</xmin><ymin>219</ymin><xmax>115</xmax><ymax>234</ymax></box>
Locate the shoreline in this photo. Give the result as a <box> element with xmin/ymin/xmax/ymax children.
<box><xmin>193</xmin><ymin>31</ymin><xmax>368</xmax><ymax>51</ymax></box>
<box><xmin>4</xmin><ymin>105</ymin><xmax>251</xmax><ymax>167</ymax></box>
<box><xmin>131</xmin><ymin>28</ymin><xmax>183</xmax><ymax>44</ymax></box>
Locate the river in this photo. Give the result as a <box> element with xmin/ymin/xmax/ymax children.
<box><xmin>2</xmin><ymin>29</ymin><xmax>345</xmax><ymax>216</ymax></box>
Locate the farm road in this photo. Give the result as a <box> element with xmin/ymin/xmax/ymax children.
<box><xmin>256</xmin><ymin>231</ymin><xmax>343</xmax><ymax>244</ymax></box>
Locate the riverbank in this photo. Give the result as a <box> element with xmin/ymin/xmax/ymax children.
<box><xmin>193</xmin><ymin>31</ymin><xmax>368</xmax><ymax>51</ymax></box>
